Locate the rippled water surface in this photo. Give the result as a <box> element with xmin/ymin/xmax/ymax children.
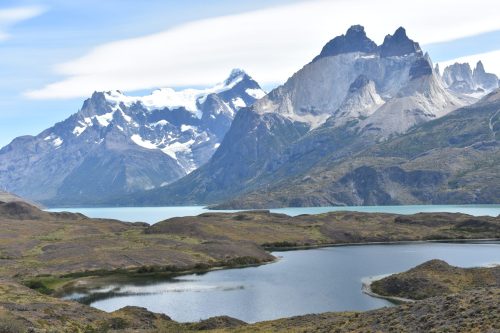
<box><xmin>64</xmin><ymin>241</ymin><xmax>500</xmax><ymax>323</ymax></box>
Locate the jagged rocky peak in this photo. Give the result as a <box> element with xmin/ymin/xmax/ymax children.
<box><xmin>314</xmin><ymin>25</ymin><xmax>377</xmax><ymax>61</ymax></box>
<box><xmin>78</xmin><ymin>91</ymin><xmax>111</xmax><ymax>117</ymax></box>
<box><xmin>442</xmin><ymin>61</ymin><xmax>499</xmax><ymax>95</ymax></box>
<box><xmin>473</xmin><ymin>61</ymin><xmax>499</xmax><ymax>91</ymax></box>
<box><xmin>474</xmin><ymin>60</ymin><xmax>486</xmax><ymax>74</ymax></box>
<box><xmin>379</xmin><ymin>27</ymin><xmax>423</xmax><ymax>58</ymax></box>
<box><xmin>442</xmin><ymin>63</ymin><xmax>473</xmax><ymax>85</ymax></box>
<box><xmin>252</xmin><ymin>25</ymin><xmax>462</xmax><ymax>133</ymax></box>
<box><xmin>434</xmin><ymin>63</ymin><xmax>441</xmax><ymax>76</ymax></box>
<box><xmin>224</xmin><ymin>68</ymin><xmax>248</xmax><ymax>85</ymax></box>
<box><xmin>442</xmin><ymin>62</ymin><xmax>475</xmax><ymax>94</ymax></box>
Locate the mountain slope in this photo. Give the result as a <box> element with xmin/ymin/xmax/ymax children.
<box><xmin>0</xmin><ymin>70</ymin><xmax>264</xmax><ymax>206</ymax></box>
<box><xmin>217</xmin><ymin>90</ymin><xmax>500</xmax><ymax>208</ymax></box>
<box><xmin>122</xmin><ymin>25</ymin><xmax>469</xmax><ymax>207</ymax></box>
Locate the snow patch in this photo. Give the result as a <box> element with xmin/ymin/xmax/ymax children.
<box><xmin>119</xmin><ymin>110</ymin><xmax>132</xmax><ymax>123</ymax></box>
<box><xmin>161</xmin><ymin>139</ymin><xmax>195</xmax><ymax>161</ymax></box>
<box><xmin>152</xmin><ymin>120</ymin><xmax>169</xmax><ymax>127</ymax></box>
<box><xmin>131</xmin><ymin>134</ymin><xmax>157</xmax><ymax>150</ymax></box>
<box><xmin>245</xmin><ymin>88</ymin><xmax>266</xmax><ymax>99</ymax></box>
<box><xmin>103</xmin><ymin>71</ymin><xmax>247</xmax><ymax>119</ymax></box>
<box><xmin>180</xmin><ymin>124</ymin><xmax>196</xmax><ymax>132</ymax></box>
<box><xmin>52</xmin><ymin>137</ymin><xmax>63</xmax><ymax>148</ymax></box>
<box><xmin>232</xmin><ymin>97</ymin><xmax>246</xmax><ymax>108</ymax></box>
<box><xmin>95</xmin><ymin>111</ymin><xmax>114</xmax><ymax>127</ymax></box>
<box><xmin>73</xmin><ymin>126</ymin><xmax>86</xmax><ymax>136</ymax></box>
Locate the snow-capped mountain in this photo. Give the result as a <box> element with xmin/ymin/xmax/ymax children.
<box><xmin>442</xmin><ymin>61</ymin><xmax>499</xmax><ymax>97</ymax></box>
<box><xmin>125</xmin><ymin>25</ymin><xmax>476</xmax><ymax>207</ymax></box>
<box><xmin>0</xmin><ymin>69</ymin><xmax>264</xmax><ymax>206</ymax></box>
<box><xmin>248</xmin><ymin>26</ymin><xmax>464</xmax><ymax>137</ymax></box>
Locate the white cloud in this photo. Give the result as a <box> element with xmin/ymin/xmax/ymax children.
<box><xmin>438</xmin><ymin>50</ymin><xmax>500</xmax><ymax>76</ymax></box>
<box><xmin>26</xmin><ymin>0</ymin><xmax>500</xmax><ymax>99</ymax></box>
<box><xmin>0</xmin><ymin>6</ymin><xmax>45</xmax><ymax>41</ymax></box>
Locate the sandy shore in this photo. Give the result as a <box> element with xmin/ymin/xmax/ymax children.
<box><xmin>361</xmin><ymin>274</ymin><xmax>415</xmax><ymax>303</ymax></box>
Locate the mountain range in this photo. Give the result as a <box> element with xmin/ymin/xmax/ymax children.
<box><xmin>0</xmin><ymin>70</ymin><xmax>264</xmax><ymax>206</ymax></box>
<box><xmin>1</xmin><ymin>25</ymin><xmax>499</xmax><ymax>208</ymax></box>
<box><xmin>116</xmin><ymin>25</ymin><xmax>499</xmax><ymax>208</ymax></box>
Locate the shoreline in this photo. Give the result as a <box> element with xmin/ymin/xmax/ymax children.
<box><xmin>58</xmin><ymin>256</ymin><xmax>281</xmax><ymax>298</ymax></box>
<box><xmin>265</xmin><ymin>238</ymin><xmax>500</xmax><ymax>251</ymax></box>
<box><xmin>361</xmin><ymin>275</ymin><xmax>415</xmax><ymax>304</ymax></box>
<box><xmin>59</xmin><ymin>238</ymin><xmax>500</xmax><ymax>300</ymax></box>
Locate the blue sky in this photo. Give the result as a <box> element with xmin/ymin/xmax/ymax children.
<box><xmin>1</xmin><ymin>0</ymin><xmax>500</xmax><ymax>147</ymax></box>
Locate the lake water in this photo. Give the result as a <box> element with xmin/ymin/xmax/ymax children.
<box><xmin>48</xmin><ymin>204</ymin><xmax>500</xmax><ymax>224</ymax></box>
<box><xmin>65</xmin><ymin>242</ymin><xmax>500</xmax><ymax>323</ymax></box>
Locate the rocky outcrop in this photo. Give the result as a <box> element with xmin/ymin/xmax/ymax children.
<box><xmin>314</xmin><ymin>25</ymin><xmax>377</xmax><ymax>61</ymax></box>
<box><xmin>379</xmin><ymin>27</ymin><xmax>423</xmax><ymax>57</ymax></box>
<box><xmin>442</xmin><ymin>61</ymin><xmax>499</xmax><ymax>95</ymax></box>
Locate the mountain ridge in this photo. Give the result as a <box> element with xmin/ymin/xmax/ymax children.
<box><xmin>118</xmin><ymin>25</ymin><xmax>490</xmax><ymax>208</ymax></box>
<box><xmin>0</xmin><ymin>69</ymin><xmax>265</xmax><ymax>206</ymax></box>
<box><xmin>213</xmin><ymin>89</ymin><xmax>500</xmax><ymax>208</ymax></box>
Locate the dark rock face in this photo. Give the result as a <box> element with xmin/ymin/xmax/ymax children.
<box><xmin>379</xmin><ymin>27</ymin><xmax>423</xmax><ymax>58</ymax></box>
<box><xmin>337</xmin><ymin>166</ymin><xmax>394</xmax><ymax>205</ymax></box>
<box><xmin>334</xmin><ymin>166</ymin><xmax>446</xmax><ymax>206</ymax></box>
<box><xmin>409</xmin><ymin>58</ymin><xmax>433</xmax><ymax>79</ymax></box>
<box><xmin>314</xmin><ymin>25</ymin><xmax>377</xmax><ymax>61</ymax></box>
<box><xmin>348</xmin><ymin>75</ymin><xmax>371</xmax><ymax>93</ymax></box>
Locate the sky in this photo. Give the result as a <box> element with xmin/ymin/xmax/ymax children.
<box><xmin>1</xmin><ymin>0</ymin><xmax>500</xmax><ymax>147</ymax></box>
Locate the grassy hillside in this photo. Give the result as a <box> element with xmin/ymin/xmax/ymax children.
<box><xmin>0</xmin><ymin>191</ymin><xmax>43</xmax><ymax>208</ymax></box>
<box><xmin>0</xmin><ymin>202</ymin><xmax>499</xmax><ymax>331</ymax></box>
<box><xmin>371</xmin><ymin>259</ymin><xmax>500</xmax><ymax>300</ymax></box>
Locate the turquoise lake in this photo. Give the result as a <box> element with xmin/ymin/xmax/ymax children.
<box><xmin>48</xmin><ymin>204</ymin><xmax>500</xmax><ymax>224</ymax></box>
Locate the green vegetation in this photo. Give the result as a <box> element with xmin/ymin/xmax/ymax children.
<box><xmin>0</xmin><ymin>201</ymin><xmax>499</xmax><ymax>332</ymax></box>
<box><xmin>371</xmin><ymin>259</ymin><xmax>500</xmax><ymax>300</ymax></box>
<box><xmin>0</xmin><ymin>312</ymin><xmax>27</xmax><ymax>333</ymax></box>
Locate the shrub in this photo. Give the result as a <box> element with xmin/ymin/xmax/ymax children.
<box><xmin>23</xmin><ymin>279</ymin><xmax>52</xmax><ymax>295</ymax></box>
<box><xmin>0</xmin><ymin>314</ymin><xmax>27</xmax><ymax>333</ymax></box>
